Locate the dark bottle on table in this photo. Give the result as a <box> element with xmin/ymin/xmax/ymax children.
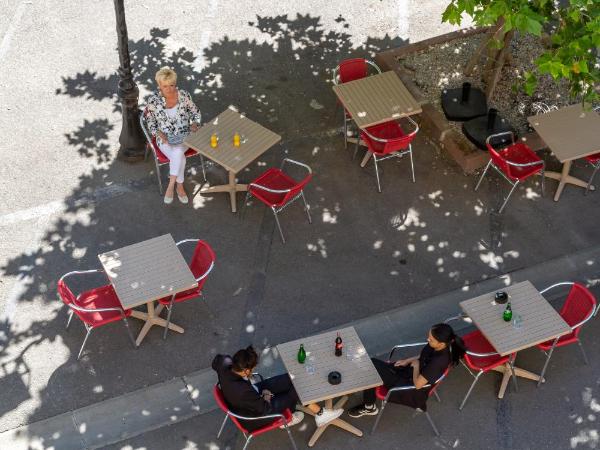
<box><xmin>297</xmin><ymin>344</ymin><xmax>306</xmax><ymax>364</ymax></box>
<box><xmin>503</xmin><ymin>302</ymin><xmax>513</xmax><ymax>322</ymax></box>
<box><xmin>335</xmin><ymin>332</ymin><xmax>343</xmax><ymax>357</ymax></box>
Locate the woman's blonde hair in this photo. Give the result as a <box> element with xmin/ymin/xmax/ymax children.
<box><xmin>155</xmin><ymin>66</ymin><xmax>177</xmax><ymax>85</ymax></box>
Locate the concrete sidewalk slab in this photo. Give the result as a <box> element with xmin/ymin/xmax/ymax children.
<box><xmin>2</xmin><ymin>244</ymin><xmax>598</xmax><ymax>449</ymax></box>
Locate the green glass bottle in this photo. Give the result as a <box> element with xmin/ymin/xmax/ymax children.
<box><xmin>297</xmin><ymin>344</ymin><xmax>306</xmax><ymax>364</ymax></box>
<box><xmin>503</xmin><ymin>302</ymin><xmax>513</xmax><ymax>322</ymax></box>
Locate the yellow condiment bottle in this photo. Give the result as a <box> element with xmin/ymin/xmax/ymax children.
<box><xmin>210</xmin><ymin>133</ymin><xmax>218</xmax><ymax>148</ymax></box>
<box><xmin>233</xmin><ymin>132</ymin><xmax>241</xmax><ymax>147</ymax></box>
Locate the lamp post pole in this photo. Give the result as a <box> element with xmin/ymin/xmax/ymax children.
<box><xmin>114</xmin><ymin>0</ymin><xmax>145</xmax><ymax>162</ymax></box>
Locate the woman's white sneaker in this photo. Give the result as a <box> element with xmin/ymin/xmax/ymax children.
<box><xmin>315</xmin><ymin>408</ymin><xmax>343</xmax><ymax>427</ymax></box>
<box><xmin>280</xmin><ymin>411</ymin><xmax>304</xmax><ymax>429</ymax></box>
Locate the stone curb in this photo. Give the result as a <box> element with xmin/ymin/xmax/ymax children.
<box><xmin>1</xmin><ymin>245</ymin><xmax>598</xmax><ymax>449</ymax></box>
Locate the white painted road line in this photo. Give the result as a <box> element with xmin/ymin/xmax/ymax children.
<box><xmin>0</xmin><ymin>1</ymin><xmax>28</xmax><ymax>62</ymax></box>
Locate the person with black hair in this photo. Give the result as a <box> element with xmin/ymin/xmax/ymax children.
<box><xmin>212</xmin><ymin>346</ymin><xmax>343</xmax><ymax>431</ymax></box>
<box><xmin>348</xmin><ymin>323</ymin><xmax>466</xmax><ymax>418</ymax></box>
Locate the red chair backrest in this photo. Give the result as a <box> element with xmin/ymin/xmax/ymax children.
<box><xmin>213</xmin><ymin>384</ymin><xmax>249</xmax><ymax>433</ymax></box>
<box><xmin>486</xmin><ymin>142</ymin><xmax>511</xmax><ymax>177</ymax></box>
<box><xmin>428</xmin><ymin>366</ymin><xmax>450</xmax><ymax>398</ymax></box>
<box><xmin>278</xmin><ymin>173</ymin><xmax>313</xmax><ymax>207</ymax></box>
<box><xmin>338</xmin><ymin>58</ymin><xmax>369</xmax><ymax>83</ymax></box>
<box><xmin>190</xmin><ymin>241</ymin><xmax>216</xmax><ymax>290</ymax></box>
<box><xmin>57</xmin><ymin>279</ymin><xmax>76</xmax><ymax>306</ymax></box>
<box><xmin>379</xmin><ymin>131</ymin><xmax>417</xmax><ymax>155</ymax></box>
<box><xmin>560</xmin><ymin>283</ymin><xmax>596</xmax><ymax>337</ymax></box>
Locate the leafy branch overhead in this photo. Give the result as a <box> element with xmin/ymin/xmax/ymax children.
<box><xmin>442</xmin><ymin>0</ymin><xmax>600</xmax><ymax>103</ymax></box>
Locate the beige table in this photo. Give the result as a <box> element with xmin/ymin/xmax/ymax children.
<box><xmin>276</xmin><ymin>326</ymin><xmax>382</xmax><ymax>447</ymax></box>
<box><xmin>184</xmin><ymin>107</ymin><xmax>281</xmax><ymax>212</ymax></box>
<box><xmin>460</xmin><ymin>281</ymin><xmax>571</xmax><ymax>398</ymax></box>
<box><xmin>528</xmin><ymin>104</ymin><xmax>600</xmax><ymax>200</ymax></box>
<box><xmin>98</xmin><ymin>234</ymin><xmax>197</xmax><ymax>346</ymax></box>
<box><xmin>332</xmin><ymin>70</ymin><xmax>422</xmax><ymax>167</ymax></box>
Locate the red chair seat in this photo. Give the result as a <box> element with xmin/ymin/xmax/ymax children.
<box><xmin>361</xmin><ymin>121</ymin><xmax>408</xmax><ymax>155</ymax></box>
<box><xmin>538</xmin><ymin>331</ymin><xmax>578</xmax><ymax>351</ymax></box>
<box><xmin>157</xmin><ymin>286</ymin><xmax>202</xmax><ymax>305</ymax></box>
<box><xmin>375</xmin><ymin>385</ymin><xmax>388</xmax><ymax>400</ymax></box>
<box><xmin>249</xmin><ymin>168</ymin><xmax>298</xmax><ymax>207</ymax></box>
<box><xmin>76</xmin><ymin>285</ymin><xmax>131</xmax><ymax>326</ymax></box>
<box><xmin>463</xmin><ymin>330</ymin><xmax>510</xmax><ymax>371</ymax></box>
<box><xmin>585</xmin><ymin>152</ymin><xmax>600</xmax><ymax>164</ymax></box>
<box><xmin>498</xmin><ymin>143</ymin><xmax>543</xmax><ymax>180</ymax></box>
<box><xmin>151</xmin><ymin>138</ymin><xmax>198</xmax><ymax>164</ymax></box>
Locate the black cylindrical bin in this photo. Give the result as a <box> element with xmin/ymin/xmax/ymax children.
<box><xmin>487</xmin><ymin>108</ymin><xmax>498</xmax><ymax>131</ymax></box>
<box><xmin>461</xmin><ymin>82</ymin><xmax>471</xmax><ymax>104</ymax></box>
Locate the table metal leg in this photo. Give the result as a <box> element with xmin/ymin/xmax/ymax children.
<box><xmin>130</xmin><ymin>302</ymin><xmax>184</xmax><ymax>346</ymax></box>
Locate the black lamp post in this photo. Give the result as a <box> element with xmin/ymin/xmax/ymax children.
<box><xmin>114</xmin><ymin>0</ymin><xmax>145</xmax><ymax>162</ymax></box>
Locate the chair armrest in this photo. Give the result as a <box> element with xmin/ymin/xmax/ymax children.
<box><xmin>332</xmin><ymin>65</ymin><xmax>341</xmax><ymax>85</ymax></box>
<box><xmin>486</xmin><ymin>131</ymin><xmax>515</xmax><ymax>148</ymax></box>
<box><xmin>539</xmin><ymin>282</ymin><xmax>574</xmax><ymax>295</ymax></box>
<box><xmin>227</xmin><ymin>410</ymin><xmax>287</xmax><ymax>422</ymax></box>
<box><xmin>176</xmin><ymin>239</ymin><xmax>200</xmax><ymax>247</ymax></box>
<box><xmin>361</xmin><ymin>117</ymin><xmax>419</xmax><ymax>143</ymax></box>
<box><xmin>505</xmin><ymin>159</ymin><xmax>544</xmax><ymax>168</ymax></box>
<box><xmin>444</xmin><ymin>313</ymin><xmax>470</xmax><ymax>324</ymax></box>
<box><xmin>466</xmin><ymin>350</ymin><xmax>501</xmax><ymax>358</ymax></box>
<box><xmin>59</xmin><ymin>269</ymin><xmax>103</xmax><ymax>282</ymax></box>
<box><xmin>366</xmin><ymin>59</ymin><xmax>382</xmax><ymax>74</ymax></box>
<box><xmin>280</xmin><ymin>158</ymin><xmax>312</xmax><ymax>174</ymax></box>
<box><xmin>195</xmin><ymin>261</ymin><xmax>214</xmax><ymax>283</ymax></box>
<box><xmin>251</xmin><ymin>373</ymin><xmax>264</xmax><ymax>383</ymax></box>
<box><xmin>389</xmin><ymin>342</ymin><xmax>427</xmax><ymax>360</ymax></box>
<box><xmin>68</xmin><ymin>302</ymin><xmax>125</xmax><ymax>315</ymax></box>
<box><xmin>249</xmin><ymin>182</ymin><xmax>292</xmax><ymax>194</ymax></box>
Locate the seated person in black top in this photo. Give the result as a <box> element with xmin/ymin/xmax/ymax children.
<box><xmin>349</xmin><ymin>323</ymin><xmax>466</xmax><ymax>417</ymax></box>
<box><xmin>212</xmin><ymin>346</ymin><xmax>344</xmax><ymax>431</ymax></box>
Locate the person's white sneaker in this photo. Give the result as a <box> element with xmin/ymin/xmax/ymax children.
<box><xmin>279</xmin><ymin>411</ymin><xmax>304</xmax><ymax>429</ymax></box>
<box><xmin>314</xmin><ymin>408</ymin><xmax>343</xmax><ymax>427</ymax></box>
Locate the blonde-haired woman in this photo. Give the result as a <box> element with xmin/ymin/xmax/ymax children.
<box><xmin>145</xmin><ymin>67</ymin><xmax>201</xmax><ymax>204</ymax></box>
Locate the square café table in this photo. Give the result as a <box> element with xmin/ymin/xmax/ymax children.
<box><xmin>184</xmin><ymin>107</ymin><xmax>281</xmax><ymax>212</ymax></box>
<box><xmin>528</xmin><ymin>104</ymin><xmax>600</xmax><ymax>201</ymax></box>
<box><xmin>460</xmin><ymin>280</ymin><xmax>571</xmax><ymax>398</ymax></box>
<box><xmin>276</xmin><ymin>326</ymin><xmax>382</xmax><ymax>447</ymax></box>
<box><xmin>98</xmin><ymin>234</ymin><xmax>197</xmax><ymax>346</ymax></box>
<box><xmin>332</xmin><ymin>70</ymin><xmax>422</xmax><ymax>167</ymax></box>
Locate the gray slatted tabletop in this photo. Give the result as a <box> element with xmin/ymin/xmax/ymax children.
<box><xmin>276</xmin><ymin>326</ymin><xmax>382</xmax><ymax>406</ymax></box>
<box><xmin>184</xmin><ymin>107</ymin><xmax>281</xmax><ymax>174</ymax></box>
<box><xmin>528</xmin><ymin>104</ymin><xmax>600</xmax><ymax>162</ymax></box>
<box><xmin>459</xmin><ymin>281</ymin><xmax>571</xmax><ymax>356</ymax></box>
<box><xmin>332</xmin><ymin>71</ymin><xmax>422</xmax><ymax>129</ymax></box>
<box><xmin>98</xmin><ymin>234</ymin><xmax>197</xmax><ymax>310</ymax></box>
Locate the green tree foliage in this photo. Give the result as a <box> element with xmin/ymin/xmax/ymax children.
<box><xmin>442</xmin><ymin>0</ymin><xmax>599</xmax><ymax>103</ymax></box>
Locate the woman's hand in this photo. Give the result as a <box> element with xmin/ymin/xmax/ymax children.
<box><xmin>393</xmin><ymin>359</ymin><xmax>409</xmax><ymax>367</ymax></box>
<box><xmin>157</xmin><ymin>131</ymin><xmax>168</xmax><ymax>143</ymax></box>
<box><xmin>261</xmin><ymin>389</ymin><xmax>273</xmax><ymax>402</ymax></box>
<box><xmin>190</xmin><ymin>123</ymin><xmax>199</xmax><ymax>133</ymax></box>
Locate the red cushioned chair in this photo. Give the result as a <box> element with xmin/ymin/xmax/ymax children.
<box><xmin>370</xmin><ymin>342</ymin><xmax>449</xmax><ymax>436</ymax></box>
<box><xmin>460</xmin><ymin>330</ymin><xmax>517</xmax><ymax>410</ymax></box>
<box><xmin>536</xmin><ymin>282</ymin><xmax>596</xmax><ymax>386</ymax></box>
<box><xmin>213</xmin><ymin>384</ymin><xmax>297</xmax><ymax>450</ymax></box>
<box><xmin>140</xmin><ymin>108</ymin><xmax>206</xmax><ymax>195</ymax></box>
<box><xmin>58</xmin><ymin>269</ymin><xmax>136</xmax><ymax>360</ymax></box>
<box><xmin>158</xmin><ymin>239</ymin><xmax>215</xmax><ymax>340</ymax></box>
<box><xmin>243</xmin><ymin>158</ymin><xmax>312</xmax><ymax>244</ymax></box>
<box><xmin>332</xmin><ymin>58</ymin><xmax>381</xmax><ymax>149</ymax></box>
<box><xmin>475</xmin><ymin>131</ymin><xmax>545</xmax><ymax>213</ymax></box>
<box><xmin>357</xmin><ymin>117</ymin><xmax>419</xmax><ymax>192</ymax></box>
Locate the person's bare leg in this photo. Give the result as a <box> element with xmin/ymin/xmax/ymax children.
<box><xmin>176</xmin><ymin>182</ymin><xmax>186</xmax><ymax>196</ymax></box>
<box><xmin>165</xmin><ymin>175</ymin><xmax>177</xmax><ymax>199</ymax></box>
<box><xmin>307</xmin><ymin>404</ymin><xmax>321</xmax><ymax>414</ymax></box>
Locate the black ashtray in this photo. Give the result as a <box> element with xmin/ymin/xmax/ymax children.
<box><xmin>495</xmin><ymin>291</ymin><xmax>509</xmax><ymax>304</ymax></box>
<box><xmin>328</xmin><ymin>371</ymin><xmax>342</xmax><ymax>385</ymax></box>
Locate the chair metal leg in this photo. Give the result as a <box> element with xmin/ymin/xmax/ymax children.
<box><xmin>77</xmin><ymin>326</ymin><xmax>93</xmax><ymax>360</ymax></box>
<box><xmin>122</xmin><ymin>317</ymin><xmax>137</xmax><ymax>348</ymax></box>
<box><xmin>373</xmin><ymin>156</ymin><xmax>382</xmax><ymax>193</ymax></box>
<box><xmin>66</xmin><ymin>309</ymin><xmax>74</xmax><ymax>330</ymax></box>
<box><xmin>424</xmin><ymin>411</ymin><xmax>440</xmax><ymax>437</ymax></box>
<box><xmin>154</xmin><ymin>157</ymin><xmax>164</xmax><ymax>195</ymax></box>
<box><xmin>200</xmin><ymin>154</ymin><xmax>207</xmax><ymax>182</ymax></box>
<box><xmin>371</xmin><ymin>399</ymin><xmax>388</xmax><ymax>434</ymax></box>
<box><xmin>353</xmin><ymin>136</ymin><xmax>360</xmax><ymax>160</ymax></box>
<box><xmin>540</xmin><ymin>165</ymin><xmax>545</xmax><ymax>196</ymax></box>
<box><xmin>240</xmin><ymin>192</ymin><xmax>251</xmax><ymax>221</ymax></box>
<box><xmin>498</xmin><ymin>180</ymin><xmax>520</xmax><ymax>214</ymax></box>
<box><xmin>433</xmin><ymin>391</ymin><xmax>441</xmax><ymax>403</ymax></box>
<box><xmin>144</xmin><ymin>145</ymin><xmax>149</xmax><ymax>161</ymax></box>
<box><xmin>537</xmin><ymin>337</ymin><xmax>559</xmax><ymax>387</ymax></box>
<box><xmin>162</xmin><ymin>296</ymin><xmax>175</xmax><ymax>340</ymax></box>
<box><xmin>577</xmin><ymin>340</ymin><xmax>589</xmax><ymax>365</ymax></box>
<box><xmin>272</xmin><ymin>209</ymin><xmax>286</xmax><ymax>244</ymax></box>
<box><xmin>217</xmin><ymin>414</ymin><xmax>228</xmax><ymax>438</ymax></box>
<box><xmin>242</xmin><ymin>435</ymin><xmax>252</xmax><ymax>450</ymax></box>
<box><xmin>301</xmin><ymin>191</ymin><xmax>312</xmax><ymax>224</ymax></box>
<box><xmin>586</xmin><ymin>164</ymin><xmax>600</xmax><ymax>195</ymax></box>
<box><xmin>284</xmin><ymin>425</ymin><xmax>298</xmax><ymax>450</ymax></box>
<box><xmin>474</xmin><ymin>160</ymin><xmax>492</xmax><ymax>191</ymax></box>
<box><xmin>408</xmin><ymin>145</ymin><xmax>415</xmax><ymax>183</ymax></box>
<box><xmin>459</xmin><ymin>372</ymin><xmax>482</xmax><ymax>410</ymax></box>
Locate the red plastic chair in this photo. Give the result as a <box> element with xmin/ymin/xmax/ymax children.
<box><xmin>475</xmin><ymin>131</ymin><xmax>545</xmax><ymax>213</ymax></box>
<box><xmin>213</xmin><ymin>384</ymin><xmax>297</xmax><ymax>450</ymax></box>
<box><xmin>357</xmin><ymin>117</ymin><xmax>419</xmax><ymax>192</ymax></box>
<box><xmin>584</xmin><ymin>153</ymin><xmax>600</xmax><ymax>195</ymax></box>
<box><xmin>139</xmin><ymin>108</ymin><xmax>206</xmax><ymax>195</ymax></box>
<box><xmin>158</xmin><ymin>239</ymin><xmax>215</xmax><ymax>340</ymax></box>
<box><xmin>243</xmin><ymin>159</ymin><xmax>312</xmax><ymax>244</ymax></box>
<box><xmin>370</xmin><ymin>342</ymin><xmax>448</xmax><ymax>436</ymax></box>
<box><xmin>536</xmin><ymin>282</ymin><xmax>597</xmax><ymax>386</ymax></box>
<box><xmin>459</xmin><ymin>330</ymin><xmax>517</xmax><ymax>410</ymax></box>
<box><xmin>58</xmin><ymin>269</ymin><xmax>136</xmax><ymax>360</ymax></box>
<box><xmin>332</xmin><ymin>58</ymin><xmax>381</xmax><ymax>149</ymax></box>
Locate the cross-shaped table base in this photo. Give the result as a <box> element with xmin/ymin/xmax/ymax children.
<box><xmin>298</xmin><ymin>396</ymin><xmax>363</xmax><ymax>447</ymax></box>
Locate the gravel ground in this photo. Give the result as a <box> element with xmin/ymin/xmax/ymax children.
<box><xmin>399</xmin><ymin>32</ymin><xmax>575</xmax><ymax>140</ymax></box>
